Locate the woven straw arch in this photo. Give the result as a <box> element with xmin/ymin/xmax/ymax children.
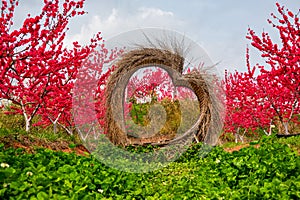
<box><xmin>104</xmin><ymin>48</ymin><xmax>212</xmax><ymax>146</ymax></box>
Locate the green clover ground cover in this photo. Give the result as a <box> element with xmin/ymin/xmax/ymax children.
<box><xmin>1</xmin><ymin>137</ymin><xmax>300</xmax><ymax>199</ymax></box>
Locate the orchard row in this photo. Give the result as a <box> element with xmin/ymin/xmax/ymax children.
<box><xmin>0</xmin><ymin>1</ymin><xmax>299</xmax><ymax>136</ymax></box>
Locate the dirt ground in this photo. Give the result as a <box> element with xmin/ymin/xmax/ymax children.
<box><xmin>0</xmin><ymin>134</ymin><xmax>89</xmax><ymax>156</ymax></box>
<box><xmin>0</xmin><ymin>133</ymin><xmax>265</xmax><ymax>156</ymax></box>
<box><xmin>222</xmin><ymin>143</ymin><xmax>260</xmax><ymax>153</ymax></box>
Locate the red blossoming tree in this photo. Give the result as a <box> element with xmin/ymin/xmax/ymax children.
<box><xmin>224</xmin><ymin>3</ymin><xmax>300</xmax><ymax>137</ymax></box>
<box><xmin>0</xmin><ymin>0</ymin><xmax>101</xmax><ymax>132</ymax></box>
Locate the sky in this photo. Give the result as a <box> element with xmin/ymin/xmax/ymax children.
<box><xmin>11</xmin><ymin>0</ymin><xmax>300</xmax><ymax>74</ymax></box>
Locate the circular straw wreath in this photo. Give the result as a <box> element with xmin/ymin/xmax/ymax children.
<box><xmin>105</xmin><ymin>46</ymin><xmax>219</xmax><ymax>147</ymax></box>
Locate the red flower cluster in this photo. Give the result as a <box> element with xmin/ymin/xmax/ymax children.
<box><xmin>0</xmin><ymin>0</ymin><xmax>117</xmax><ymax>134</ymax></box>
<box><xmin>224</xmin><ymin>3</ymin><xmax>300</xmax><ymax>135</ymax></box>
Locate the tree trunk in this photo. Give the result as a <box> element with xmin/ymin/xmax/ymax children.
<box><xmin>25</xmin><ymin>118</ymin><xmax>31</xmax><ymax>132</ymax></box>
<box><xmin>22</xmin><ymin>111</ymin><xmax>31</xmax><ymax>132</ymax></box>
<box><xmin>58</xmin><ymin>122</ymin><xmax>74</xmax><ymax>136</ymax></box>
<box><xmin>53</xmin><ymin>122</ymin><xmax>57</xmax><ymax>134</ymax></box>
<box><xmin>283</xmin><ymin>121</ymin><xmax>289</xmax><ymax>135</ymax></box>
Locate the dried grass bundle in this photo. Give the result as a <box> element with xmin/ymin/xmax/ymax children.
<box><xmin>104</xmin><ymin>40</ymin><xmax>221</xmax><ymax>147</ymax></box>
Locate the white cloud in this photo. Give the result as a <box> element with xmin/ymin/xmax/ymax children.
<box><xmin>138</xmin><ymin>7</ymin><xmax>174</xmax><ymax>19</ymax></box>
<box><xmin>64</xmin><ymin>7</ymin><xmax>184</xmax><ymax>48</ymax></box>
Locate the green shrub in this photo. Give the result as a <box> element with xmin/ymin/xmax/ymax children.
<box><xmin>0</xmin><ymin>140</ymin><xmax>299</xmax><ymax>199</ymax></box>
<box><xmin>0</xmin><ymin>110</ymin><xmax>25</xmax><ymax>132</ymax></box>
<box><xmin>128</xmin><ymin>98</ymin><xmax>181</xmax><ymax>138</ymax></box>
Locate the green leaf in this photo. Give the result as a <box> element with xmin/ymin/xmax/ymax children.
<box><xmin>37</xmin><ymin>191</ymin><xmax>48</xmax><ymax>200</ymax></box>
<box><xmin>0</xmin><ymin>188</ymin><xmax>7</xmax><ymax>197</ymax></box>
<box><xmin>75</xmin><ymin>185</ymin><xmax>88</xmax><ymax>193</ymax></box>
